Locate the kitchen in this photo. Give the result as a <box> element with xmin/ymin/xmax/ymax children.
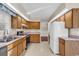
<box><xmin>0</xmin><ymin>3</ymin><xmax>79</xmax><ymax>56</ymax></box>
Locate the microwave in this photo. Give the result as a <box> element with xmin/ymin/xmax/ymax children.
<box><xmin>17</xmin><ymin>31</ymin><xmax>24</xmax><ymax>36</ymax></box>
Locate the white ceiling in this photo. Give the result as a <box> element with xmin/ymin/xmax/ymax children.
<box><xmin>11</xmin><ymin>3</ymin><xmax>61</xmax><ymax>21</ymax></box>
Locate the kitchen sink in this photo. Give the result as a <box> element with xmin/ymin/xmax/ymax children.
<box><xmin>0</xmin><ymin>36</ymin><xmax>21</xmax><ymax>42</ymax></box>
<box><xmin>0</xmin><ymin>39</ymin><xmax>13</xmax><ymax>42</ymax></box>
<box><xmin>13</xmin><ymin>36</ymin><xmax>21</xmax><ymax>39</ymax></box>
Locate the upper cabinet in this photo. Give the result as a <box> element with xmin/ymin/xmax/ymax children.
<box><xmin>65</xmin><ymin>9</ymin><xmax>79</xmax><ymax>28</ymax></box>
<box><xmin>72</xmin><ymin>9</ymin><xmax>79</xmax><ymax>28</ymax></box>
<box><xmin>11</xmin><ymin>15</ymin><xmax>40</xmax><ymax>29</ymax></box>
<box><xmin>17</xmin><ymin>16</ymin><xmax>22</xmax><ymax>29</ymax></box>
<box><xmin>65</xmin><ymin>10</ymin><xmax>73</xmax><ymax>28</ymax></box>
<box><xmin>11</xmin><ymin>16</ymin><xmax>18</xmax><ymax>29</ymax></box>
<box><xmin>57</xmin><ymin>15</ymin><xmax>65</xmax><ymax>22</ymax></box>
<box><xmin>11</xmin><ymin>15</ymin><xmax>22</xmax><ymax>29</ymax></box>
<box><xmin>54</xmin><ymin>8</ymin><xmax>79</xmax><ymax>28</ymax></box>
<box><xmin>29</xmin><ymin>21</ymin><xmax>40</xmax><ymax>29</ymax></box>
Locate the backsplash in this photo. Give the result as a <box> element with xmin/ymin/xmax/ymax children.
<box><xmin>70</xmin><ymin>28</ymin><xmax>79</xmax><ymax>36</ymax></box>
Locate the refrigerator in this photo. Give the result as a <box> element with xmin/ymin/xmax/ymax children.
<box><xmin>49</xmin><ymin>21</ymin><xmax>68</xmax><ymax>54</ymax></box>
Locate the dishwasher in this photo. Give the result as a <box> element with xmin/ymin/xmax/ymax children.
<box><xmin>0</xmin><ymin>46</ymin><xmax>7</xmax><ymax>56</ymax></box>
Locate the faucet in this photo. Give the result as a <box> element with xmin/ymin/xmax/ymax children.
<box><xmin>4</xmin><ymin>29</ymin><xmax>8</xmax><ymax>36</ymax></box>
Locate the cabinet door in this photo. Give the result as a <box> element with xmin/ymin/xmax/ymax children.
<box><xmin>22</xmin><ymin>40</ymin><xmax>26</xmax><ymax>50</ymax></box>
<box><xmin>30</xmin><ymin>34</ymin><xmax>40</xmax><ymax>43</ymax></box>
<box><xmin>17</xmin><ymin>43</ymin><xmax>23</xmax><ymax>56</ymax></box>
<box><xmin>22</xmin><ymin>19</ymin><xmax>26</xmax><ymax>24</ymax></box>
<box><xmin>29</xmin><ymin>22</ymin><xmax>40</xmax><ymax>29</ymax></box>
<box><xmin>65</xmin><ymin>10</ymin><xmax>73</xmax><ymax>28</ymax></box>
<box><xmin>59</xmin><ymin>39</ymin><xmax>65</xmax><ymax>56</ymax></box>
<box><xmin>22</xmin><ymin>37</ymin><xmax>26</xmax><ymax>50</ymax></box>
<box><xmin>73</xmin><ymin>9</ymin><xmax>79</xmax><ymax>28</ymax></box>
<box><xmin>17</xmin><ymin>16</ymin><xmax>22</xmax><ymax>29</ymax></box>
<box><xmin>8</xmin><ymin>46</ymin><xmax>17</xmax><ymax>56</ymax></box>
<box><xmin>33</xmin><ymin>34</ymin><xmax>40</xmax><ymax>43</ymax></box>
<box><xmin>25</xmin><ymin>21</ymin><xmax>30</xmax><ymax>29</ymax></box>
<box><xmin>30</xmin><ymin>34</ymin><xmax>34</xmax><ymax>43</ymax></box>
<box><xmin>11</xmin><ymin>16</ymin><xmax>18</xmax><ymax>28</ymax></box>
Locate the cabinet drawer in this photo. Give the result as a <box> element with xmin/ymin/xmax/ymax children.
<box><xmin>8</xmin><ymin>46</ymin><xmax>17</xmax><ymax>56</ymax></box>
<box><xmin>7</xmin><ymin>40</ymin><xmax>18</xmax><ymax>50</ymax></box>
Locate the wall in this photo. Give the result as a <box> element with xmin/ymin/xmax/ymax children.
<box><xmin>0</xmin><ymin>9</ymin><xmax>11</xmax><ymax>36</ymax></box>
<box><xmin>40</xmin><ymin>21</ymin><xmax>48</xmax><ymax>36</ymax></box>
<box><xmin>70</xmin><ymin>29</ymin><xmax>79</xmax><ymax>36</ymax></box>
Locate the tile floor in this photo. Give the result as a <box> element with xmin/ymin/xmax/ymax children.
<box><xmin>22</xmin><ymin>41</ymin><xmax>56</xmax><ymax>56</ymax></box>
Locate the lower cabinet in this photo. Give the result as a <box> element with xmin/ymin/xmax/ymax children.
<box><xmin>8</xmin><ymin>46</ymin><xmax>17</xmax><ymax>56</ymax></box>
<box><xmin>0</xmin><ymin>46</ymin><xmax>7</xmax><ymax>56</ymax></box>
<box><xmin>59</xmin><ymin>37</ymin><xmax>79</xmax><ymax>56</ymax></box>
<box><xmin>59</xmin><ymin>38</ymin><xmax>65</xmax><ymax>56</ymax></box>
<box><xmin>30</xmin><ymin>34</ymin><xmax>40</xmax><ymax>43</ymax></box>
<box><xmin>7</xmin><ymin>36</ymin><xmax>26</xmax><ymax>56</ymax></box>
<box><xmin>17</xmin><ymin>43</ymin><xmax>23</xmax><ymax>56</ymax></box>
<box><xmin>22</xmin><ymin>39</ymin><xmax>26</xmax><ymax>50</ymax></box>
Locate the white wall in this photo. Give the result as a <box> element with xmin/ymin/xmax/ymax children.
<box><xmin>0</xmin><ymin>10</ymin><xmax>11</xmax><ymax>35</ymax></box>
<box><xmin>40</xmin><ymin>21</ymin><xmax>48</xmax><ymax>36</ymax></box>
<box><xmin>70</xmin><ymin>29</ymin><xmax>79</xmax><ymax>36</ymax></box>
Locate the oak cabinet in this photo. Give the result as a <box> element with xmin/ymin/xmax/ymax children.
<box><xmin>11</xmin><ymin>15</ymin><xmax>22</xmax><ymax>29</ymax></box>
<box><xmin>11</xmin><ymin>16</ymin><xmax>18</xmax><ymax>28</ymax></box>
<box><xmin>65</xmin><ymin>10</ymin><xmax>73</xmax><ymax>28</ymax></box>
<box><xmin>57</xmin><ymin>15</ymin><xmax>65</xmax><ymax>22</ymax></box>
<box><xmin>59</xmin><ymin>37</ymin><xmax>79</xmax><ymax>56</ymax></box>
<box><xmin>8</xmin><ymin>46</ymin><xmax>17</xmax><ymax>56</ymax></box>
<box><xmin>72</xmin><ymin>9</ymin><xmax>79</xmax><ymax>28</ymax></box>
<box><xmin>59</xmin><ymin>38</ymin><xmax>65</xmax><ymax>56</ymax></box>
<box><xmin>30</xmin><ymin>34</ymin><xmax>40</xmax><ymax>43</ymax></box>
<box><xmin>11</xmin><ymin>15</ymin><xmax>40</xmax><ymax>29</ymax></box>
<box><xmin>17</xmin><ymin>16</ymin><xmax>22</xmax><ymax>29</ymax></box>
<box><xmin>60</xmin><ymin>15</ymin><xmax>65</xmax><ymax>21</ymax></box>
<box><xmin>65</xmin><ymin>9</ymin><xmax>79</xmax><ymax>28</ymax></box>
<box><xmin>7</xmin><ymin>36</ymin><xmax>26</xmax><ymax>56</ymax></box>
<box><xmin>7</xmin><ymin>40</ymin><xmax>18</xmax><ymax>51</ymax></box>
<box><xmin>22</xmin><ymin>19</ymin><xmax>26</xmax><ymax>24</ymax></box>
<box><xmin>29</xmin><ymin>21</ymin><xmax>40</xmax><ymax>29</ymax></box>
<box><xmin>22</xmin><ymin>38</ymin><xmax>26</xmax><ymax>50</ymax></box>
<box><xmin>17</xmin><ymin>43</ymin><xmax>23</xmax><ymax>56</ymax></box>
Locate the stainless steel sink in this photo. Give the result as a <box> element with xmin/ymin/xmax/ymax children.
<box><xmin>13</xmin><ymin>36</ymin><xmax>21</xmax><ymax>39</ymax></box>
<box><xmin>0</xmin><ymin>36</ymin><xmax>21</xmax><ymax>42</ymax></box>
